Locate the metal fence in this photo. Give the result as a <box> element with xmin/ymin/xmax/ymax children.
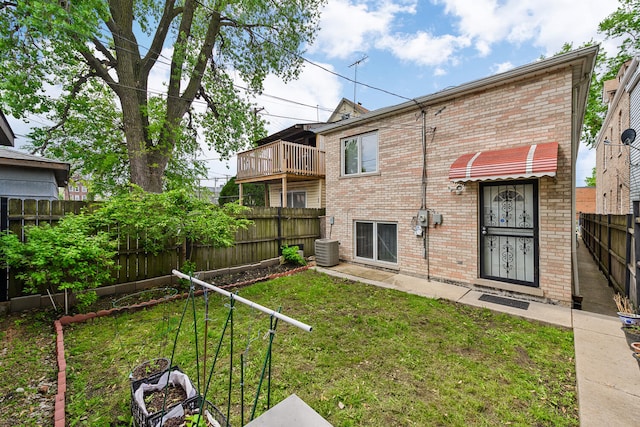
<box><xmin>0</xmin><ymin>197</ymin><xmax>324</xmax><ymax>302</ymax></box>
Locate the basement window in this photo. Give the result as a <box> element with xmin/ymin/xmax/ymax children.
<box><xmin>354</xmin><ymin>221</ymin><xmax>397</xmax><ymax>264</ymax></box>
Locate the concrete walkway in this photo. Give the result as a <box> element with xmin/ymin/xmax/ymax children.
<box><xmin>314</xmin><ymin>244</ymin><xmax>640</xmax><ymax>426</ymax></box>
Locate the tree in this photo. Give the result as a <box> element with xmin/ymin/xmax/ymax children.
<box><xmin>585</xmin><ymin>167</ymin><xmax>596</xmax><ymax>187</ymax></box>
<box><xmin>551</xmin><ymin>42</ymin><xmax>621</xmax><ymax>149</ymax></box>
<box><xmin>599</xmin><ymin>0</ymin><xmax>640</xmax><ymax>57</ymax></box>
<box><xmin>0</xmin><ymin>0</ymin><xmax>325</xmax><ymax>193</ymax></box>
<box><xmin>218</xmin><ymin>176</ymin><xmax>265</xmax><ymax>206</ymax></box>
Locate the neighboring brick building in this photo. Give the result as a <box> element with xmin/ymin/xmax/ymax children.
<box><xmin>576</xmin><ymin>187</ymin><xmax>596</xmax><ymax>217</ymax></box>
<box><xmin>595</xmin><ymin>58</ymin><xmax>640</xmax><ymax>214</ymax></box>
<box><xmin>64</xmin><ymin>176</ymin><xmax>90</xmax><ymax>201</ymax></box>
<box><xmin>315</xmin><ymin>46</ymin><xmax>597</xmax><ymax>307</ymax></box>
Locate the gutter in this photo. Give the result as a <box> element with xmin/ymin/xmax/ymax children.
<box><xmin>316</xmin><ymin>45</ymin><xmax>600</xmax><ymax>135</ymax></box>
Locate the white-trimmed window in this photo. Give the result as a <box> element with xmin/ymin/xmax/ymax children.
<box><xmin>280</xmin><ymin>191</ymin><xmax>306</xmax><ymax>208</ymax></box>
<box><xmin>354</xmin><ymin>221</ymin><xmax>397</xmax><ymax>264</ymax></box>
<box><xmin>341</xmin><ymin>131</ymin><xmax>378</xmax><ymax>176</ymax></box>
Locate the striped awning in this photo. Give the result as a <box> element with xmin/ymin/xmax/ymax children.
<box><xmin>448</xmin><ymin>142</ymin><xmax>558</xmax><ymax>182</ymax></box>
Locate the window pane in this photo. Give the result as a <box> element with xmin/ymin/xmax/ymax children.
<box><xmin>356</xmin><ymin>222</ymin><xmax>374</xmax><ymax>259</ymax></box>
<box><xmin>343</xmin><ymin>139</ymin><xmax>359</xmax><ymax>175</ymax></box>
<box><xmin>288</xmin><ymin>192</ymin><xmax>306</xmax><ymax>208</ymax></box>
<box><xmin>377</xmin><ymin>223</ymin><xmax>397</xmax><ymax>262</ymax></box>
<box><xmin>360</xmin><ymin>133</ymin><xmax>378</xmax><ymax>173</ymax></box>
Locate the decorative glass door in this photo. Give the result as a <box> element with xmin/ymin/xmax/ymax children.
<box><xmin>480</xmin><ymin>181</ymin><xmax>538</xmax><ymax>287</ymax></box>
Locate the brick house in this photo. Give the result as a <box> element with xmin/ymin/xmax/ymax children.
<box><xmin>595</xmin><ymin>58</ymin><xmax>640</xmax><ymax>214</ymax></box>
<box><xmin>315</xmin><ymin>46</ymin><xmax>597</xmax><ymax>306</ymax></box>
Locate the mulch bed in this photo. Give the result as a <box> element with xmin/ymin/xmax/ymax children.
<box><xmin>144</xmin><ymin>384</ymin><xmax>187</xmax><ymax>415</ymax></box>
<box><xmin>84</xmin><ymin>263</ymin><xmax>307</xmax><ymax>313</ymax></box>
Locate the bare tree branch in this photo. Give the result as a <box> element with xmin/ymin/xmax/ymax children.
<box><xmin>77</xmin><ymin>48</ymin><xmax>120</xmax><ymax>95</ymax></box>
<box><xmin>172</xmin><ymin>3</ymin><xmax>223</xmax><ymax>118</ymax></box>
<box><xmin>1</xmin><ymin>1</ymin><xmax>17</xmax><ymax>10</ymax></box>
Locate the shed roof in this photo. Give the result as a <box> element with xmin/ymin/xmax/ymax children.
<box><xmin>0</xmin><ymin>146</ymin><xmax>70</xmax><ymax>186</ymax></box>
<box><xmin>0</xmin><ymin>111</ymin><xmax>15</xmax><ymax>147</ymax></box>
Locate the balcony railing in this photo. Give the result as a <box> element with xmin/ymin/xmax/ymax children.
<box><xmin>236</xmin><ymin>140</ymin><xmax>326</xmax><ymax>181</ymax></box>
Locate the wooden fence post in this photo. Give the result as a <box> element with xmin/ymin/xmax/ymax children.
<box><xmin>633</xmin><ymin>201</ymin><xmax>640</xmax><ymax>308</ymax></box>
<box><xmin>1</xmin><ymin>197</ymin><xmax>7</xmax><ymax>302</ymax></box>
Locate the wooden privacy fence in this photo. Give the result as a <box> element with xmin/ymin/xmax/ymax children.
<box><xmin>580</xmin><ymin>205</ymin><xmax>639</xmax><ymax>309</ymax></box>
<box><xmin>0</xmin><ymin>197</ymin><xmax>324</xmax><ymax>302</ymax></box>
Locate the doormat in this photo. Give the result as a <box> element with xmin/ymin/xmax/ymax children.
<box><xmin>478</xmin><ymin>294</ymin><xmax>530</xmax><ymax>310</ymax></box>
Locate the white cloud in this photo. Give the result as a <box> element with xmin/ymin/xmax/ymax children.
<box><xmin>309</xmin><ymin>0</ymin><xmax>418</xmax><ymax>59</ymax></box>
<box><xmin>492</xmin><ymin>61</ymin><xmax>515</xmax><ymax>74</ymax></box>
<box><xmin>257</xmin><ymin>62</ymin><xmax>343</xmax><ymax>133</ymax></box>
<box><xmin>311</xmin><ymin>0</ymin><xmax>620</xmax><ymax>71</ymax></box>
<box><xmin>376</xmin><ymin>31</ymin><xmax>470</xmax><ymax>66</ymax></box>
<box><xmin>577</xmin><ymin>141</ymin><xmax>596</xmax><ymax>187</ymax></box>
<box><xmin>434</xmin><ymin>0</ymin><xmax>620</xmax><ymax>57</ymax></box>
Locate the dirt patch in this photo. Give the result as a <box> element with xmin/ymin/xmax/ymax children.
<box><xmin>85</xmin><ymin>262</ymin><xmax>305</xmax><ymax>312</ymax></box>
<box><xmin>131</xmin><ymin>358</ymin><xmax>170</xmax><ymax>382</ymax></box>
<box><xmin>0</xmin><ymin>312</ymin><xmax>58</xmax><ymax>427</ymax></box>
<box><xmin>144</xmin><ymin>384</ymin><xmax>188</xmax><ymax>415</ymax></box>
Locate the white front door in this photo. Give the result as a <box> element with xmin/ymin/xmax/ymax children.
<box><xmin>480</xmin><ymin>181</ymin><xmax>538</xmax><ymax>287</ymax></box>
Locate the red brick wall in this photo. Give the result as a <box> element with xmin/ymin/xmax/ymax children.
<box><xmin>321</xmin><ymin>69</ymin><xmax>576</xmax><ymax>305</ymax></box>
<box><xmin>576</xmin><ymin>187</ymin><xmax>596</xmax><ymax>215</ymax></box>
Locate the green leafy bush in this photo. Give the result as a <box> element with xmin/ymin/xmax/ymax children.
<box><xmin>0</xmin><ymin>187</ymin><xmax>252</xmax><ymax>312</ymax></box>
<box><xmin>0</xmin><ymin>214</ymin><xmax>117</xmax><ymax>310</ymax></box>
<box><xmin>90</xmin><ymin>186</ymin><xmax>252</xmax><ymax>255</ymax></box>
<box><xmin>281</xmin><ymin>245</ymin><xmax>306</xmax><ymax>266</ymax></box>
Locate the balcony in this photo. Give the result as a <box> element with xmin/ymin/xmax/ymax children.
<box><xmin>236</xmin><ymin>140</ymin><xmax>326</xmax><ymax>183</ymax></box>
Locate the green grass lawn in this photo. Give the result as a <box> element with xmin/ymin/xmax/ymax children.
<box><xmin>3</xmin><ymin>269</ymin><xmax>578</xmax><ymax>426</ymax></box>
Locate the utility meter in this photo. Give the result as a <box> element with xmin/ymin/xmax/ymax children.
<box><xmin>417</xmin><ymin>210</ymin><xmax>429</xmax><ymax>227</ymax></box>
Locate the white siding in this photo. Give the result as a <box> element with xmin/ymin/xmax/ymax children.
<box><xmin>268</xmin><ymin>180</ymin><xmax>325</xmax><ymax>208</ymax></box>
<box><xmin>0</xmin><ymin>167</ymin><xmax>59</xmax><ymax>200</ymax></box>
<box><xmin>629</xmin><ymin>66</ymin><xmax>640</xmax><ymax>210</ymax></box>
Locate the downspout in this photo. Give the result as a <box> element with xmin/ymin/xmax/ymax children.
<box><xmin>571</xmin><ymin>84</ymin><xmax>581</xmax><ymax>307</ymax></box>
<box><xmin>421</xmin><ymin>110</ymin><xmax>430</xmax><ymax>278</ymax></box>
<box><xmin>572</xmin><ymin>73</ymin><xmax>589</xmax><ymax>308</ymax></box>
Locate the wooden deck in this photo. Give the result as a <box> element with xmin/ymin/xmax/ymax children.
<box><xmin>236</xmin><ymin>140</ymin><xmax>325</xmax><ymax>183</ymax></box>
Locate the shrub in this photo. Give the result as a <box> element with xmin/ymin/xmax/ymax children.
<box><xmin>281</xmin><ymin>245</ymin><xmax>306</xmax><ymax>266</ymax></box>
<box><xmin>0</xmin><ymin>214</ymin><xmax>117</xmax><ymax>310</ymax></box>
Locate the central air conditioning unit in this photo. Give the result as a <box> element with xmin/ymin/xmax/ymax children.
<box><xmin>315</xmin><ymin>239</ymin><xmax>339</xmax><ymax>267</ymax></box>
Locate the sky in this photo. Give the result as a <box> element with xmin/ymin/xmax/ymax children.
<box><xmin>6</xmin><ymin>0</ymin><xmax>624</xmax><ymax>188</ymax></box>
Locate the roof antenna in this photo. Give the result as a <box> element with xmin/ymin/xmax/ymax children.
<box><xmin>349</xmin><ymin>54</ymin><xmax>368</xmax><ymax>105</ymax></box>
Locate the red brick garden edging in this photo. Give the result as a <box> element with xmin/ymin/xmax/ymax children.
<box><xmin>52</xmin><ymin>265</ymin><xmax>310</xmax><ymax>425</ymax></box>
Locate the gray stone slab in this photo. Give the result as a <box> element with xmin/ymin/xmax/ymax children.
<box><xmin>574</xmin><ymin>318</ymin><xmax>640</xmax><ymax>397</ymax></box>
<box><xmin>578</xmin><ymin>375</ymin><xmax>640</xmax><ymax>427</ymax></box>
<box><xmin>383</xmin><ymin>275</ymin><xmax>470</xmax><ymax>301</ymax></box>
<box><xmin>572</xmin><ymin>309</ymin><xmax>621</xmax><ymax>335</ymax></box>
<box><xmin>10</xmin><ymin>294</ymin><xmax>42</xmax><ymax>311</ymax></box>
<box><xmin>245</xmin><ymin>394</ymin><xmax>332</xmax><ymax>427</ymax></box>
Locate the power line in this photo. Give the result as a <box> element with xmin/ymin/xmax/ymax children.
<box><xmin>191</xmin><ymin>0</ymin><xmax>413</xmax><ymax>102</ymax></box>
